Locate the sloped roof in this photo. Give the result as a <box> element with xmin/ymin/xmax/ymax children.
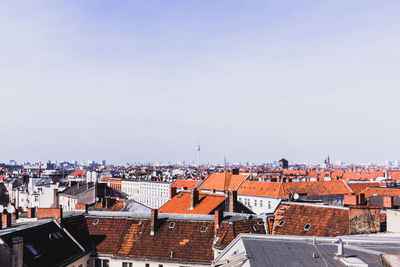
<box><xmin>1</xmin><ymin>221</ymin><xmax>87</xmax><ymax>266</ymax></box>
<box><xmin>361</xmin><ymin>187</ymin><xmax>400</xmax><ymax>198</ymax></box>
<box><xmin>171</xmin><ymin>179</ymin><xmax>200</xmax><ymax>189</ymax></box>
<box><xmin>69</xmin><ymin>170</ymin><xmax>85</xmax><ymax>177</ymax></box>
<box><xmin>159</xmin><ymin>191</ymin><xmax>225</xmax><ymax>215</ymax></box>
<box><xmin>281</xmin><ymin>180</ymin><xmax>353</xmax><ymax>197</ymax></box>
<box><xmin>272</xmin><ymin>203</ymin><xmax>349</xmax><ymax>236</ymax></box>
<box><xmin>58</xmin><ymin>182</ymin><xmax>94</xmax><ymax>198</ymax></box>
<box><xmin>84</xmin><ymin>217</ymin><xmax>216</xmax><ymax>263</ymax></box>
<box><xmin>237</xmin><ymin>181</ymin><xmax>283</xmax><ymax>198</ymax></box>
<box><xmin>198</xmin><ymin>171</ymin><xmax>248</xmax><ymax>192</ymax></box>
<box><xmin>347</xmin><ymin>182</ymin><xmax>380</xmax><ymax>195</ymax></box>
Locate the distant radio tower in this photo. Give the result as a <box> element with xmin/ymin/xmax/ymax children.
<box><xmin>196</xmin><ymin>145</ymin><xmax>201</xmax><ymax>167</ymax></box>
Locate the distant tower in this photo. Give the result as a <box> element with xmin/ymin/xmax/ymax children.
<box><xmin>196</xmin><ymin>145</ymin><xmax>201</xmax><ymax>167</ymax></box>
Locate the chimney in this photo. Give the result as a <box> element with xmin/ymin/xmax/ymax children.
<box><xmin>228</xmin><ymin>191</ymin><xmax>238</xmax><ymax>213</ymax></box>
<box><xmin>170</xmin><ymin>187</ymin><xmax>177</xmax><ymax>199</ymax></box>
<box><xmin>232</xmin><ymin>168</ymin><xmax>239</xmax><ymax>175</ymax></box>
<box><xmin>214</xmin><ymin>209</ymin><xmax>223</xmax><ymax>233</ymax></box>
<box><xmin>190</xmin><ymin>188</ymin><xmax>199</xmax><ymax>210</ymax></box>
<box><xmin>150</xmin><ymin>209</ymin><xmax>158</xmax><ymax>235</ymax></box>
<box><xmin>2</xmin><ymin>212</ymin><xmax>11</xmax><ymax>228</ymax></box>
<box><xmin>85</xmin><ymin>204</ymin><xmax>89</xmax><ymax>213</ymax></box>
<box><xmin>359</xmin><ymin>194</ymin><xmax>366</xmax><ymax>205</ymax></box>
<box><xmin>335</xmin><ymin>239</ymin><xmax>344</xmax><ymax>257</ymax></box>
<box><xmin>11</xmin><ymin>236</ymin><xmax>23</xmax><ymax>267</ymax></box>
<box><xmin>53</xmin><ymin>189</ymin><xmax>59</xmax><ymax>208</ymax></box>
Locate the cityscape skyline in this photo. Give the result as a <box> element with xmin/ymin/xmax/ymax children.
<box><xmin>2</xmin><ymin>1</ymin><xmax>400</xmax><ymax>164</ymax></box>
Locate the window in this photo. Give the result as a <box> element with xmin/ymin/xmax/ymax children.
<box><xmin>260</xmin><ymin>200</ymin><xmax>263</xmax><ymax>207</ymax></box>
<box><xmin>122</xmin><ymin>263</ymin><xmax>133</xmax><ymax>267</ymax></box>
<box><xmin>87</xmin><ymin>260</ymin><xmax>90</xmax><ymax>267</ymax></box>
<box><xmin>25</xmin><ymin>244</ymin><xmax>41</xmax><ymax>259</ymax></box>
<box><xmin>252</xmin><ymin>225</ymin><xmax>259</xmax><ymax>231</ymax></box>
<box><xmin>254</xmin><ymin>199</ymin><xmax>257</xmax><ymax>207</ymax></box>
<box><xmin>303</xmin><ymin>224</ymin><xmax>312</xmax><ymax>231</ymax></box>
<box><xmin>268</xmin><ymin>201</ymin><xmax>271</xmax><ymax>209</ymax></box>
<box><xmin>278</xmin><ymin>220</ymin><xmax>285</xmax><ymax>227</ymax></box>
<box><xmin>79</xmin><ymin>265</ymin><xmax>83</xmax><ymax>267</ymax></box>
<box><xmin>201</xmin><ymin>226</ymin><xmax>207</xmax><ymax>232</ymax></box>
<box><xmin>145</xmin><ymin>264</ymin><xmax>150</xmax><ymax>267</ymax></box>
<box><xmin>93</xmin><ymin>219</ymin><xmax>99</xmax><ymax>225</ymax></box>
<box><xmin>95</xmin><ymin>259</ymin><xmax>109</xmax><ymax>267</ymax></box>
<box><xmin>169</xmin><ymin>222</ymin><xmax>176</xmax><ymax>229</ymax></box>
<box><xmin>159</xmin><ymin>265</ymin><xmax>163</xmax><ymax>267</ymax></box>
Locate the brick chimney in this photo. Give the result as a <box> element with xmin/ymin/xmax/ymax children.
<box><xmin>150</xmin><ymin>209</ymin><xmax>158</xmax><ymax>236</ymax></box>
<box><xmin>170</xmin><ymin>187</ymin><xmax>177</xmax><ymax>199</ymax></box>
<box><xmin>190</xmin><ymin>188</ymin><xmax>199</xmax><ymax>210</ymax></box>
<box><xmin>214</xmin><ymin>209</ymin><xmax>223</xmax><ymax>233</ymax></box>
<box><xmin>228</xmin><ymin>191</ymin><xmax>238</xmax><ymax>213</ymax></box>
<box><xmin>11</xmin><ymin>236</ymin><xmax>23</xmax><ymax>267</ymax></box>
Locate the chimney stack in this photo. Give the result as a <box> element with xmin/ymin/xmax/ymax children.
<box><xmin>214</xmin><ymin>209</ymin><xmax>223</xmax><ymax>233</ymax></box>
<box><xmin>11</xmin><ymin>237</ymin><xmax>23</xmax><ymax>267</ymax></box>
<box><xmin>228</xmin><ymin>191</ymin><xmax>238</xmax><ymax>213</ymax></box>
<box><xmin>190</xmin><ymin>188</ymin><xmax>199</xmax><ymax>210</ymax></box>
<box><xmin>170</xmin><ymin>187</ymin><xmax>177</xmax><ymax>200</ymax></box>
<box><xmin>150</xmin><ymin>209</ymin><xmax>158</xmax><ymax>235</ymax></box>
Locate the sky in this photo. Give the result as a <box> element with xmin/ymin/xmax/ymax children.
<box><xmin>1</xmin><ymin>1</ymin><xmax>400</xmax><ymax>165</ymax></box>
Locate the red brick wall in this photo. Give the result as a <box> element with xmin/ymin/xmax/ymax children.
<box><xmin>36</xmin><ymin>208</ymin><xmax>63</xmax><ymax>219</ymax></box>
<box><xmin>75</xmin><ymin>203</ymin><xmax>86</xmax><ymax>210</ymax></box>
<box><xmin>349</xmin><ymin>206</ymin><xmax>380</xmax><ymax>234</ymax></box>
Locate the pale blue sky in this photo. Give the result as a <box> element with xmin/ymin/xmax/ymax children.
<box><xmin>1</xmin><ymin>1</ymin><xmax>400</xmax><ymax>164</ymax></box>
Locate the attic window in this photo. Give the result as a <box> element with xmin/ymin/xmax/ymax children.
<box><xmin>303</xmin><ymin>224</ymin><xmax>312</xmax><ymax>231</ymax></box>
<box><xmin>25</xmin><ymin>244</ymin><xmax>41</xmax><ymax>259</ymax></box>
<box><xmin>278</xmin><ymin>220</ymin><xmax>285</xmax><ymax>227</ymax></box>
<box><xmin>252</xmin><ymin>225</ymin><xmax>260</xmax><ymax>231</ymax></box>
<box><xmin>201</xmin><ymin>226</ymin><xmax>207</xmax><ymax>232</ymax></box>
<box><xmin>169</xmin><ymin>222</ymin><xmax>176</xmax><ymax>229</ymax></box>
<box><xmin>93</xmin><ymin>219</ymin><xmax>99</xmax><ymax>225</ymax></box>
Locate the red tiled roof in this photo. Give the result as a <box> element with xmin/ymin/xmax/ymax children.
<box><xmin>198</xmin><ymin>171</ymin><xmax>248</xmax><ymax>192</ymax></box>
<box><xmin>361</xmin><ymin>187</ymin><xmax>400</xmax><ymax>198</ymax></box>
<box><xmin>171</xmin><ymin>179</ymin><xmax>200</xmax><ymax>189</ymax></box>
<box><xmin>237</xmin><ymin>181</ymin><xmax>283</xmax><ymax>198</ymax></box>
<box><xmin>159</xmin><ymin>191</ymin><xmax>225</xmax><ymax>215</ymax></box>
<box><xmin>347</xmin><ymin>183</ymin><xmax>380</xmax><ymax>195</ymax></box>
<box><xmin>272</xmin><ymin>203</ymin><xmax>349</xmax><ymax>236</ymax></box>
<box><xmin>281</xmin><ymin>180</ymin><xmax>353</xmax><ymax>197</ymax></box>
<box><xmin>69</xmin><ymin>170</ymin><xmax>85</xmax><ymax>176</ymax></box>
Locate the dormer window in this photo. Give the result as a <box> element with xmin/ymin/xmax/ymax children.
<box><xmin>303</xmin><ymin>223</ymin><xmax>311</xmax><ymax>231</ymax></box>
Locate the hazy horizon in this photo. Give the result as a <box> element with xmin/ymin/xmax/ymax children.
<box><xmin>2</xmin><ymin>1</ymin><xmax>400</xmax><ymax>165</ymax></box>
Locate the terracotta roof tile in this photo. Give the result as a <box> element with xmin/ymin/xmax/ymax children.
<box><xmin>198</xmin><ymin>171</ymin><xmax>248</xmax><ymax>192</ymax></box>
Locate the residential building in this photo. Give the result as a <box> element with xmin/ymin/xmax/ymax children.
<box><xmin>139</xmin><ymin>181</ymin><xmax>172</xmax><ymax>209</ymax></box>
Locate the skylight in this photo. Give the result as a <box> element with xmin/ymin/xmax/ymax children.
<box><xmin>303</xmin><ymin>223</ymin><xmax>312</xmax><ymax>231</ymax></box>
<box><xmin>169</xmin><ymin>222</ymin><xmax>176</xmax><ymax>229</ymax></box>
<box><xmin>201</xmin><ymin>226</ymin><xmax>207</xmax><ymax>232</ymax></box>
<box><xmin>93</xmin><ymin>219</ymin><xmax>99</xmax><ymax>225</ymax></box>
<box><xmin>252</xmin><ymin>225</ymin><xmax>260</xmax><ymax>231</ymax></box>
<box><xmin>278</xmin><ymin>220</ymin><xmax>285</xmax><ymax>227</ymax></box>
<box><xmin>25</xmin><ymin>244</ymin><xmax>41</xmax><ymax>259</ymax></box>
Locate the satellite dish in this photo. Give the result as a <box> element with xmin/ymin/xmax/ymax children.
<box><xmin>293</xmin><ymin>193</ymin><xmax>299</xmax><ymax>201</ymax></box>
<box><xmin>0</xmin><ymin>205</ymin><xmax>4</xmax><ymax>213</ymax></box>
<box><xmin>7</xmin><ymin>205</ymin><xmax>15</xmax><ymax>213</ymax></box>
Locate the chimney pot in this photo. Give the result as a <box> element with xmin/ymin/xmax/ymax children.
<box><xmin>11</xmin><ymin>236</ymin><xmax>23</xmax><ymax>267</ymax></box>
<box><xmin>190</xmin><ymin>189</ymin><xmax>199</xmax><ymax>210</ymax></box>
<box><xmin>150</xmin><ymin>209</ymin><xmax>158</xmax><ymax>235</ymax></box>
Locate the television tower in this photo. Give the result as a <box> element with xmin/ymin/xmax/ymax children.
<box><xmin>196</xmin><ymin>145</ymin><xmax>201</xmax><ymax>167</ymax></box>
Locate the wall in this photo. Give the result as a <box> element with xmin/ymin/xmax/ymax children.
<box><xmin>349</xmin><ymin>206</ymin><xmax>381</xmax><ymax>234</ymax></box>
<box><xmin>121</xmin><ymin>180</ymin><xmax>140</xmax><ymax>201</ymax></box>
<box><xmin>387</xmin><ymin>210</ymin><xmax>400</xmax><ymax>233</ymax></box>
<box><xmin>237</xmin><ymin>195</ymin><xmax>281</xmax><ymax>214</ymax></box>
<box><xmin>139</xmin><ymin>181</ymin><xmax>172</xmax><ymax>209</ymax></box>
<box><xmin>95</xmin><ymin>256</ymin><xmax>207</xmax><ymax>267</ymax></box>
<box><xmin>65</xmin><ymin>253</ymin><xmax>91</xmax><ymax>267</ymax></box>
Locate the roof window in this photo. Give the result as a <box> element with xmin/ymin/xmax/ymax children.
<box><xmin>303</xmin><ymin>224</ymin><xmax>312</xmax><ymax>231</ymax></box>
<box><xmin>138</xmin><ymin>221</ymin><xmax>143</xmax><ymax>226</ymax></box>
<box><xmin>25</xmin><ymin>244</ymin><xmax>41</xmax><ymax>259</ymax></box>
<box><xmin>252</xmin><ymin>225</ymin><xmax>260</xmax><ymax>231</ymax></box>
<box><xmin>93</xmin><ymin>219</ymin><xmax>99</xmax><ymax>225</ymax></box>
<box><xmin>200</xmin><ymin>226</ymin><xmax>207</xmax><ymax>232</ymax></box>
<box><xmin>169</xmin><ymin>222</ymin><xmax>176</xmax><ymax>229</ymax></box>
<box><xmin>278</xmin><ymin>220</ymin><xmax>285</xmax><ymax>227</ymax></box>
